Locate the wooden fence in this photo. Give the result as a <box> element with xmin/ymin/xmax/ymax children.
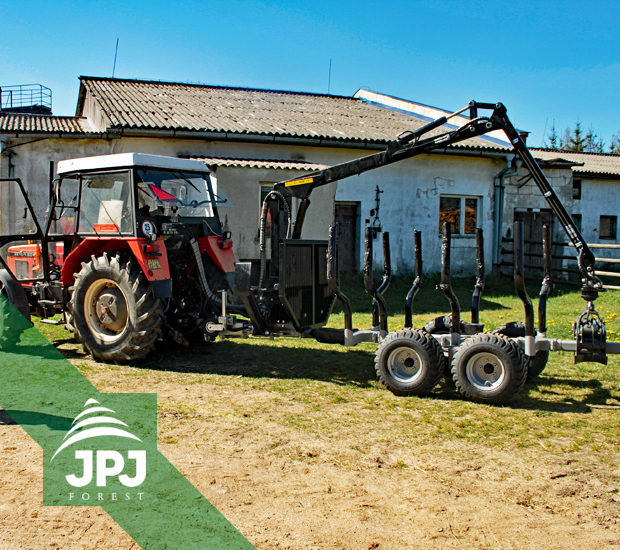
<box><xmin>500</xmin><ymin>239</ymin><xmax>620</xmax><ymax>289</ymax></box>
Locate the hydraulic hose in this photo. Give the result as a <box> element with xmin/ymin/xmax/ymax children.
<box><xmin>258</xmin><ymin>190</ymin><xmax>292</xmax><ymax>289</ymax></box>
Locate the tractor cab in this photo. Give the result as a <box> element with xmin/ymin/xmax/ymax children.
<box><xmin>50</xmin><ymin>153</ymin><xmax>226</xmax><ymax>242</ymax></box>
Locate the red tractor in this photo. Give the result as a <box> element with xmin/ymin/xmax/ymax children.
<box><xmin>0</xmin><ymin>153</ymin><xmax>243</xmax><ymax>361</ymax></box>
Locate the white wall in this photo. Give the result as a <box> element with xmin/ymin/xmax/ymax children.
<box><xmin>335</xmin><ymin>152</ymin><xmax>505</xmax><ymax>274</ymax></box>
<box><xmin>574</xmin><ymin>177</ymin><xmax>620</xmax><ymax>261</ymax></box>
<box><xmin>1</xmin><ymin>136</ymin><xmax>337</xmax><ymax>260</ymax></box>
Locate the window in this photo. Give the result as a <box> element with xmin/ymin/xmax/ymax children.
<box><xmin>571</xmin><ymin>214</ymin><xmax>582</xmax><ymax>233</ymax></box>
<box><xmin>78</xmin><ymin>171</ymin><xmax>133</xmax><ymax>235</ymax></box>
<box><xmin>600</xmin><ymin>215</ymin><xmax>617</xmax><ymax>240</ymax></box>
<box><xmin>572</xmin><ymin>179</ymin><xmax>582</xmax><ymax>200</ymax></box>
<box><xmin>439</xmin><ymin>195</ymin><xmax>479</xmax><ymax>234</ymax></box>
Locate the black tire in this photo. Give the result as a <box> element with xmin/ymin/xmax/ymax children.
<box><xmin>375</xmin><ymin>328</ymin><xmax>445</xmax><ymax>396</ymax></box>
<box><xmin>71</xmin><ymin>253</ymin><xmax>163</xmax><ymax>362</ymax></box>
<box><xmin>423</xmin><ymin>315</ymin><xmax>465</xmax><ymax>335</ymax></box>
<box><xmin>451</xmin><ymin>333</ymin><xmax>527</xmax><ymax>405</ymax></box>
<box><xmin>493</xmin><ymin>321</ymin><xmax>549</xmax><ymax>382</ymax></box>
<box><xmin>0</xmin><ymin>277</ymin><xmax>31</xmax><ymax>349</ymax></box>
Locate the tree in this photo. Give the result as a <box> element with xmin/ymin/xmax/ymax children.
<box><xmin>544</xmin><ymin>122</ymin><xmax>605</xmax><ymax>153</ymax></box>
<box><xmin>611</xmin><ymin>133</ymin><xmax>620</xmax><ymax>155</ymax></box>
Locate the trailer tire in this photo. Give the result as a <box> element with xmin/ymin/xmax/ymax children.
<box><xmin>71</xmin><ymin>253</ymin><xmax>163</xmax><ymax>362</ymax></box>
<box><xmin>493</xmin><ymin>321</ymin><xmax>549</xmax><ymax>381</ymax></box>
<box><xmin>423</xmin><ymin>315</ymin><xmax>465</xmax><ymax>335</ymax></box>
<box><xmin>451</xmin><ymin>333</ymin><xmax>526</xmax><ymax>405</ymax></box>
<box><xmin>375</xmin><ymin>328</ymin><xmax>445</xmax><ymax>396</ymax></box>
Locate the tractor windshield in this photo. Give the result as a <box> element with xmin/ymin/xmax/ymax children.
<box><xmin>136</xmin><ymin>168</ymin><xmax>224</xmax><ymax>220</ymax></box>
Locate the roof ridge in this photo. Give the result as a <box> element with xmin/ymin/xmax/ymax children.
<box><xmin>0</xmin><ymin>113</ymin><xmax>87</xmax><ymax>120</ymax></box>
<box><xmin>530</xmin><ymin>147</ymin><xmax>620</xmax><ymax>158</ymax></box>
<box><xmin>79</xmin><ymin>75</ymin><xmax>357</xmax><ymax>101</ymax></box>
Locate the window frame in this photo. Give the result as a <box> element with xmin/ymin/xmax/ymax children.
<box><xmin>439</xmin><ymin>194</ymin><xmax>481</xmax><ymax>236</ymax></box>
<box><xmin>572</xmin><ymin>178</ymin><xmax>582</xmax><ymax>200</ymax></box>
<box><xmin>599</xmin><ymin>215</ymin><xmax>617</xmax><ymax>240</ymax></box>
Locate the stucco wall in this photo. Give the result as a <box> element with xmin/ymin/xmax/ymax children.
<box><xmin>0</xmin><ymin>136</ymin><xmax>338</xmax><ymax>260</ymax></box>
<box><xmin>574</xmin><ymin>177</ymin><xmax>620</xmax><ymax>261</ymax></box>
<box><xmin>335</xmin><ymin>152</ymin><xmax>506</xmax><ymax>274</ymax></box>
<box><xmin>4</xmin><ymin>133</ymin><xmax>602</xmax><ymax>275</ymax></box>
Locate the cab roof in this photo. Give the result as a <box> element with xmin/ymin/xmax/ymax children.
<box><xmin>56</xmin><ymin>153</ymin><xmax>210</xmax><ymax>175</ymax></box>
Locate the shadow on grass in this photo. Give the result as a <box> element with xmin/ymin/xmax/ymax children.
<box><xmin>0</xmin><ymin>409</ymin><xmax>72</xmax><ymax>430</ymax></box>
<box><xmin>512</xmin><ymin>375</ymin><xmax>616</xmax><ymax>413</ymax></box>
<box><xmin>146</xmin><ymin>339</ymin><xmax>379</xmax><ymax>387</ymax></box>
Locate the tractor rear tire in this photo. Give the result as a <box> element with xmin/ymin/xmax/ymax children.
<box><xmin>493</xmin><ymin>321</ymin><xmax>549</xmax><ymax>382</ymax></box>
<box><xmin>451</xmin><ymin>333</ymin><xmax>526</xmax><ymax>405</ymax></box>
<box><xmin>71</xmin><ymin>253</ymin><xmax>163</xmax><ymax>362</ymax></box>
<box><xmin>375</xmin><ymin>328</ymin><xmax>445</xmax><ymax>396</ymax></box>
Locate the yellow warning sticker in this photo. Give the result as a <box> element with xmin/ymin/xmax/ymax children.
<box><xmin>285</xmin><ymin>177</ymin><xmax>314</xmax><ymax>187</ymax></box>
<box><xmin>147</xmin><ymin>259</ymin><xmax>161</xmax><ymax>270</ymax></box>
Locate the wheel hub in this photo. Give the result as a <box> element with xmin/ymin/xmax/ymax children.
<box><xmin>466</xmin><ymin>352</ymin><xmax>506</xmax><ymax>390</ymax></box>
<box><xmin>95</xmin><ymin>288</ymin><xmax>127</xmax><ymax>332</ymax></box>
<box><xmin>387</xmin><ymin>346</ymin><xmax>423</xmax><ymax>383</ymax></box>
<box><xmin>84</xmin><ymin>279</ymin><xmax>129</xmax><ymax>343</ymax></box>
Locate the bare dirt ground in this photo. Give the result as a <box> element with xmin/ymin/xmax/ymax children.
<box><xmin>1</xmin><ymin>336</ymin><xmax>619</xmax><ymax>549</ymax></box>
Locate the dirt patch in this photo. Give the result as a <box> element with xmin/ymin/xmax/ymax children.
<box><xmin>1</xmin><ymin>337</ymin><xmax>619</xmax><ymax>549</ymax></box>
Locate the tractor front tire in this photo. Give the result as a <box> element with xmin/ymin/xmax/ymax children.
<box><xmin>71</xmin><ymin>254</ymin><xmax>163</xmax><ymax>362</ymax></box>
<box><xmin>375</xmin><ymin>328</ymin><xmax>445</xmax><ymax>396</ymax></box>
<box><xmin>451</xmin><ymin>333</ymin><xmax>526</xmax><ymax>405</ymax></box>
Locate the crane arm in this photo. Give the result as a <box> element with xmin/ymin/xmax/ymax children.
<box><xmin>273</xmin><ymin>101</ymin><xmax>599</xmax><ymax>287</ymax></box>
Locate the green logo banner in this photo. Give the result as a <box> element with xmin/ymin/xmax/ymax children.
<box><xmin>0</xmin><ymin>296</ymin><xmax>255</xmax><ymax>549</ymax></box>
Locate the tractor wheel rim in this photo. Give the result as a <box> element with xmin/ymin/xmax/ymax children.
<box><xmin>84</xmin><ymin>278</ymin><xmax>129</xmax><ymax>343</ymax></box>
<box><xmin>465</xmin><ymin>351</ymin><xmax>506</xmax><ymax>391</ymax></box>
<box><xmin>387</xmin><ymin>346</ymin><xmax>424</xmax><ymax>383</ymax></box>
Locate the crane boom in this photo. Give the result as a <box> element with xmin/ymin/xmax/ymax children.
<box><xmin>274</xmin><ymin>101</ymin><xmax>599</xmax><ymax>288</ymax></box>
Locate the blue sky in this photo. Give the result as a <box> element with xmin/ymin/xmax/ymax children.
<box><xmin>2</xmin><ymin>0</ymin><xmax>618</xmax><ymax>147</ymax></box>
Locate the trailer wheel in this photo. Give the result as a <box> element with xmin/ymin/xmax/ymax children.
<box><xmin>493</xmin><ymin>321</ymin><xmax>549</xmax><ymax>381</ymax></box>
<box><xmin>451</xmin><ymin>333</ymin><xmax>526</xmax><ymax>405</ymax></box>
<box><xmin>375</xmin><ymin>328</ymin><xmax>445</xmax><ymax>396</ymax></box>
<box><xmin>71</xmin><ymin>254</ymin><xmax>163</xmax><ymax>362</ymax></box>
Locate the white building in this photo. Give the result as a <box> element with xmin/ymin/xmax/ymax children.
<box><xmin>1</xmin><ymin>77</ymin><xmax>618</xmax><ymax>276</ymax></box>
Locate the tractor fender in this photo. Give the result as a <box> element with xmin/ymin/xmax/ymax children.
<box><xmin>0</xmin><ymin>268</ymin><xmax>31</xmax><ymax>321</ymax></box>
<box><xmin>61</xmin><ymin>238</ymin><xmax>172</xmax><ymax>298</ymax></box>
<box><xmin>199</xmin><ymin>236</ymin><xmax>236</xmax><ymax>273</ymax></box>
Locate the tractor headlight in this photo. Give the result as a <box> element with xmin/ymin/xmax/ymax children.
<box><xmin>141</xmin><ymin>220</ymin><xmax>157</xmax><ymax>242</ymax></box>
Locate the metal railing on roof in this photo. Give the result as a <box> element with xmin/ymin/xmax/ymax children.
<box><xmin>0</xmin><ymin>84</ymin><xmax>52</xmax><ymax>114</ymax></box>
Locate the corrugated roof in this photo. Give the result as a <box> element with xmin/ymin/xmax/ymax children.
<box><xmin>78</xmin><ymin>76</ymin><xmax>505</xmax><ymax>150</ymax></box>
<box><xmin>0</xmin><ymin>114</ymin><xmax>95</xmax><ymax>134</ymax></box>
<box><xmin>531</xmin><ymin>148</ymin><xmax>620</xmax><ymax>177</ymax></box>
<box><xmin>186</xmin><ymin>156</ymin><xmax>329</xmax><ymax>170</ymax></box>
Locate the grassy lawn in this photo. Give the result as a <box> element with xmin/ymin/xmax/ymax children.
<box><xmin>37</xmin><ymin>274</ymin><xmax>619</xmax><ymax>456</ymax></box>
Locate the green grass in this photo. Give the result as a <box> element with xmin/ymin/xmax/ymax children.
<box><xmin>36</xmin><ymin>275</ymin><xmax>619</xmax><ymax>460</ymax></box>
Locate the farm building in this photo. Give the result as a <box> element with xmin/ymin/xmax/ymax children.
<box><xmin>1</xmin><ymin>78</ymin><xmax>618</xmax><ymax>274</ymax></box>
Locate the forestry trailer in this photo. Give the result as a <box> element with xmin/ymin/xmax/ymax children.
<box><xmin>0</xmin><ymin>101</ymin><xmax>617</xmax><ymax>404</ymax></box>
